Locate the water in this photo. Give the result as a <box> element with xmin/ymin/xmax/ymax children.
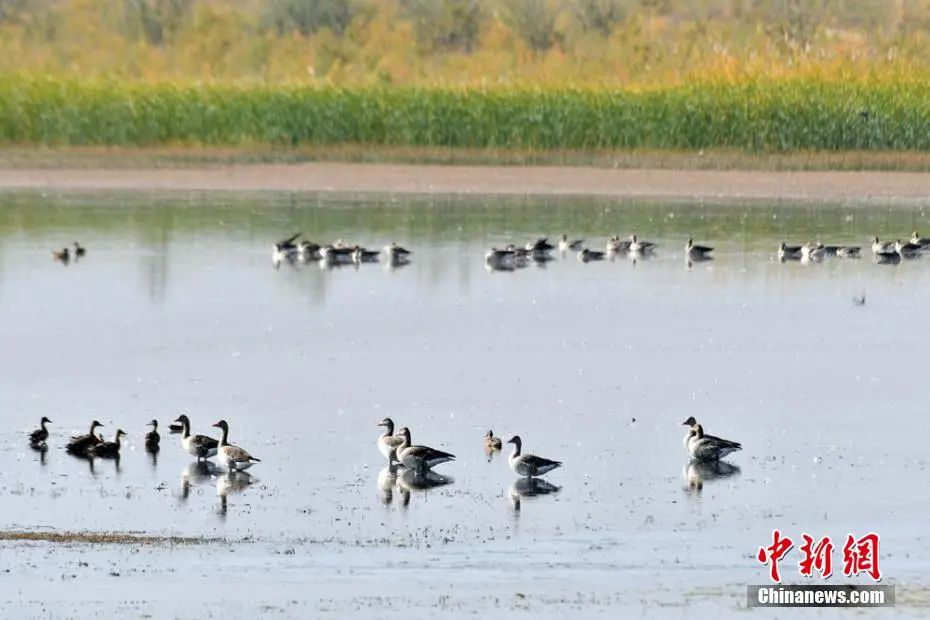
<box><xmin>1</xmin><ymin>192</ymin><xmax>928</xmax><ymax>618</ymax></box>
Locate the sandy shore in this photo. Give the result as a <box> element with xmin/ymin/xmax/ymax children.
<box><xmin>1</xmin><ymin>162</ymin><xmax>930</xmax><ymax>201</ymax></box>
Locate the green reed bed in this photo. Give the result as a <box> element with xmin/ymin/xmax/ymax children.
<box><xmin>1</xmin><ymin>76</ymin><xmax>929</xmax><ymax>152</ymax></box>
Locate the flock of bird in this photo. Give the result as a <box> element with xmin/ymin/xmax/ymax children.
<box><xmin>27</xmin><ymin>415</ymin><xmax>261</xmax><ymax>472</ymax></box>
<box><xmin>50</xmin><ymin>242</ymin><xmax>86</xmax><ymax>264</ymax></box>
<box><xmin>272</xmin><ymin>233</ymin><xmax>412</xmax><ymax>268</ymax></box>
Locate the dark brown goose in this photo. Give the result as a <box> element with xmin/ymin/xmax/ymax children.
<box><xmin>145</xmin><ymin>419</ymin><xmax>160</xmax><ymax>451</ymax></box>
<box><xmin>29</xmin><ymin>416</ymin><xmax>51</xmax><ymax>445</ymax></box>
<box><xmin>89</xmin><ymin>430</ymin><xmax>126</xmax><ymax>458</ymax></box>
<box><xmin>67</xmin><ymin>420</ymin><xmax>103</xmax><ymax>455</ymax></box>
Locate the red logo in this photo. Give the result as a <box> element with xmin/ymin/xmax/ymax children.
<box><xmin>757</xmin><ymin>530</ymin><xmax>794</xmax><ymax>583</ymax></box>
<box><xmin>842</xmin><ymin>533</ymin><xmax>882</xmax><ymax>581</ymax></box>
<box><xmin>799</xmin><ymin>534</ymin><xmax>834</xmax><ymax>579</ymax></box>
<box><xmin>758</xmin><ymin>530</ymin><xmax>882</xmax><ymax>583</ymax></box>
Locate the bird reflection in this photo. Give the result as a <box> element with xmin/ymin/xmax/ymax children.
<box><xmin>377</xmin><ymin>464</ymin><xmax>400</xmax><ymax>505</ymax></box>
<box><xmin>179</xmin><ymin>460</ymin><xmax>220</xmax><ymax>501</ymax></box>
<box><xmin>31</xmin><ymin>443</ymin><xmax>48</xmax><ymax>466</ymax></box>
<box><xmin>147</xmin><ymin>447</ymin><xmax>159</xmax><ymax>468</ymax></box>
<box><xmin>385</xmin><ymin>256</ymin><xmax>411</xmax><ymax>271</ymax></box>
<box><xmin>217</xmin><ymin>471</ymin><xmax>254</xmax><ymax>517</ymax></box>
<box><xmin>686</xmin><ymin>256</ymin><xmax>714</xmax><ymax>269</ymax></box>
<box><xmin>508</xmin><ymin>477</ymin><xmax>561</xmax><ymax>512</ymax></box>
<box><xmin>68</xmin><ymin>452</ymin><xmax>96</xmax><ymax>476</ymax></box>
<box><xmin>683</xmin><ymin>459</ymin><xmax>741</xmax><ymax>494</ymax></box>
<box><xmin>392</xmin><ymin>467</ymin><xmax>454</xmax><ymax>509</ymax></box>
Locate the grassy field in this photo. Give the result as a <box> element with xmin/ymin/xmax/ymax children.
<box><xmin>2</xmin><ymin>76</ymin><xmax>930</xmax><ymax>156</ymax></box>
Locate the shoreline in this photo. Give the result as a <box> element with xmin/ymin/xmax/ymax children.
<box><xmin>1</xmin><ymin>161</ymin><xmax>929</xmax><ymax>202</ymax></box>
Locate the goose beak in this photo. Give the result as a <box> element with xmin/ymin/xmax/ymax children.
<box><xmin>211</xmin><ymin>422</ymin><xmax>220</xmax><ymax>428</ymax></box>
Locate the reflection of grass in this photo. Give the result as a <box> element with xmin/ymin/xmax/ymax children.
<box><xmin>0</xmin><ymin>530</ymin><xmax>220</xmax><ymax>545</ymax></box>
<box><xmin>8</xmin><ymin>146</ymin><xmax>930</xmax><ymax>172</ymax></box>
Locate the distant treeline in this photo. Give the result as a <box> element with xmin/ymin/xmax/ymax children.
<box><xmin>3</xmin><ymin>75</ymin><xmax>929</xmax><ymax>152</ymax></box>
<box><xmin>0</xmin><ymin>1</ymin><xmax>927</xmax><ymax>84</ymax></box>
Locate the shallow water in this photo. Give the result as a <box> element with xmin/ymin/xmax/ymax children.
<box><xmin>1</xmin><ymin>192</ymin><xmax>928</xmax><ymax>618</ymax></box>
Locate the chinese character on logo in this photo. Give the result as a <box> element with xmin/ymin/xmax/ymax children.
<box><xmin>842</xmin><ymin>533</ymin><xmax>882</xmax><ymax>581</ymax></box>
<box><xmin>798</xmin><ymin>534</ymin><xmax>833</xmax><ymax>578</ymax></box>
<box><xmin>757</xmin><ymin>529</ymin><xmax>794</xmax><ymax>583</ymax></box>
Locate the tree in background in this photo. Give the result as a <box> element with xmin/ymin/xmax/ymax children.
<box><xmin>402</xmin><ymin>0</ymin><xmax>485</xmax><ymax>53</ymax></box>
<box><xmin>568</xmin><ymin>0</ymin><xmax>627</xmax><ymax>37</ymax></box>
<box><xmin>501</xmin><ymin>0</ymin><xmax>559</xmax><ymax>52</ymax></box>
<box><xmin>121</xmin><ymin>0</ymin><xmax>192</xmax><ymax>45</ymax></box>
<box><xmin>263</xmin><ymin>0</ymin><xmax>358</xmax><ymax>37</ymax></box>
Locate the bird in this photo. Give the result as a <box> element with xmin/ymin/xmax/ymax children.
<box><xmin>853</xmin><ymin>294</ymin><xmax>866</xmax><ymax>306</ymax></box>
<box><xmin>685</xmin><ymin>238</ymin><xmax>713</xmax><ymax>260</ymax></box>
<box><xmin>211</xmin><ymin>420</ymin><xmax>261</xmax><ymax>472</ymax></box>
<box><xmin>801</xmin><ymin>242</ymin><xmax>825</xmax><ymax>261</ymax></box>
<box><xmin>384</xmin><ymin>242</ymin><xmax>412</xmax><ymax>262</ymax></box>
<box><xmin>874</xmin><ymin>249</ymin><xmax>901</xmax><ymax>264</ymax></box>
<box><xmin>297</xmin><ymin>240</ymin><xmax>322</xmax><ymax>261</ymax></box>
<box><xmin>681</xmin><ymin>416</ymin><xmax>742</xmax><ymax>461</ymax></box>
<box><xmin>836</xmin><ymin>246</ymin><xmax>861</xmax><ymax>258</ymax></box>
<box><xmin>910</xmin><ymin>231</ymin><xmax>930</xmax><ymax>248</ymax></box>
<box><xmin>29</xmin><ymin>416</ymin><xmax>52</xmax><ymax>445</ymax></box>
<box><xmin>558</xmin><ymin>234</ymin><xmax>584</xmax><ymax>252</ymax></box>
<box><xmin>578</xmin><ymin>248</ymin><xmax>605</xmax><ymax>262</ymax></box>
<box><xmin>88</xmin><ymin>430</ymin><xmax>126</xmax><ymax>458</ymax></box>
<box><xmin>73</xmin><ymin>242</ymin><xmax>86</xmax><ymax>258</ymax></box>
<box><xmin>895</xmin><ymin>239</ymin><xmax>922</xmax><ymax>257</ymax></box>
<box><xmin>351</xmin><ymin>246</ymin><xmax>380</xmax><ymax>264</ymax></box>
<box><xmin>273</xmin><ymin>233</ymin><xmax>301</xmax><ymax>261</ymax></box>
<box><xmin>525</xmin><ymin>238</ymin><xmax>554</xmax><ymax>254</ymax></box>
<box><xmin>376</xmin><ymin>417</ymin><xmax>405</xmax><ymax>463</ymax></box>
<box><xmin>52</xmin><ymin>247</ymin><xmax>70</xmax><ymax>263</ymax></box>
<box><xmin>394</xmin><ymin>427</ymin><xmax>455</xmax><ymax>472</ymax></box>
<box><xmin>871</xmin><ymin>236</ymin><xmax>894</xmax><ymax>254</ymax></box>
<box><xmin>777</xmin><ymin>242</ymin><xmax>802</xmax><ymax>260</ymax></box>
<box><xmin>629</xmin><ymin>235</ymin><xmax>656</xmax><ymax>254</ymax></box>
<box><xmin>485</xmin><ymin>248</ymin><xmax>516</xmax><ymax>263</ymax></box>
<box><xmin>484</xmin><ymin>430</ymin><xmax>502</xmax><ymax>450</ymax></box>
<box><xmin>174</xmin><ymin>414</ymin><xmax>218</xmax><ymax>461</ymax></box>
<box><xmin>606</xmin><ymin>236</ymin><xmax>632</xmax><ymax>253</ymax></box>
<box><xmin>145</xmin><ymin>420</ymin><xmax>160</xmax><ymax>451</ymax></box>
<box><xmin>320</xmin><ymin>244</ymin><xmax>355</xmax><ymax>263</ymax></box>
<box><xmin>506</xmin><ymin>436</ymin><xmax>561</xmax><ymax>478</ymax></box>
<box><xmin>66</xmin><ymin>420</ymin><xmax>104</xmax><ymax>455</ymax></box>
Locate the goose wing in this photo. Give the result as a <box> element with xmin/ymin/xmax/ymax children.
<box><xmin>692</xmin><ymin>244</ymin><xmax>713</xmax><ymax>253</ymax></box>
<box><xmin>406</xmin><ymin>445</ymin><xmax>455</xmax><ymax>461</ymax></box>
<box><xmin>703</xmin><ymin>432</ymin><xmax>742</xmax><ymax>450</ymax></box>
<box><xmin>29</xmin><ymin>428</ymin><xmax>47</xmax><ymax>442</ymax></box>
<box><xmin>277</xmin><ymin>232</ymin><xmax>301</xmax><ymax>248</ymax></box>
<box><xmin>522</xmin><ymin>454</ymin><xmax>562</xmax><ymax>471</ymax></box>
<box><xmin>224</xmin><ymin>445</ymin><xmax>260</xmax><ymax>463</ymax></box>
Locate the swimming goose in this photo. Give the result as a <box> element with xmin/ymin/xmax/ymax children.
<box><xmin>395</xmin><ymin>427</ymin><xmax>455</xmax><ymax>472</ymax></box>
<box><xmin>52</xmin><ymin>247</ymin><xmax>70</xmax><ymax>263</ymax></box>
<box><xmin>484</xmin><ymin>430</ymin><xmax>502</xmax><ymax>450</ymax></box>
<box><xmin>629</xmin><ymin>235</ymin><xmax>656</xmax><ymax>254</ymax></box>
<box><xmin>320</xmin><ymin>245</ymin><xmax>355</xmax><ymax>263</ymax></box>
<box><xmin>910</xmin><ymin>231</ymin><xmax>930</xmax><ymax>248</ymax></box>
<box><xmin>485</xmin><ymin>247</ymin><xmax>516</xmax><ymax>263</ymax></box>
<box><xmin>836</xmin><ymin>246</ymin><xmax>861</xmax><ymax>258</ymax></box>
<box><xmin>895</xmin><ymin>239</ymin><xmax>922</xmax><ymax>257</ymax></box>
<box><xmin>874</xmin><ymin>249</ymin><xmax>901</xmax><ymax>264</ymax></box>
<box><xmin>606</xmin><ymin>236</ymin><xmax>632</xmax><ymax>253</ymax></box>
<box><xmin>777</xmin><ymin>242</ymin><xmax>802</xmax><ymax>260</ymax></box>
<box><xmin>578</xmin><ymin>248</ymin><xmax>605</xmax><ymax>262</ymax></box>
<box><xmin>211</xmin><ymin>420</ymin><xmax>261</xmax><ymax>471</ymax></box>
<box><xmin>89</xmin><ymin>429</ymin><xmax>126</xmax><ymax>458</ymax></box>
<box><xmin>872</xmin><ymin>236</ymin><xmax>894</xmax><ymax>254</ymax></box>
<box><xmin>376</xmin><ymin>417</ymin><xmax>405</xmax><ymax>463</ymax></box>
<box><xmin>351</xmin><ymin>246</ymin><xmax>380</xmax><ymax>264</ymax></box>
<box><xmin>67</xmin><ymin>420</ymin><xmax>104</xmax><ymax>455</ymax></box>
<box><xmin>558</xmin><ymin>234</ymin><xmax>584</xmax><ymax>252</ymax></box>
<box><xmin>145</xmin><ymin>419</ymin><xmax>160</xmax><ymax>451</ymax></box>
<box><xmin>681</xmin><ymin>417</ymin><xmax>742</xmax><ymax>461</ymax></box>
<box><xmin>384</xmin><ymin>242</ymin><xmax>412</xmax><ymax>261</ymax></box>
<box><xmin>174</xmin><ymin>414</ymin><xmax>218</xmax><ymax>461</ymax></box>
<box><xmin>801</xmin><ymin>242</ymin><xmax>825</xmax><ymax>260</ymax></box>
<box><xmin>685</xmin><ymin>238</ymin><xmax>713</xmax><ymax>259</ymax></box>
<box><xmin>73</xmin><ymin>242</ymin><xmax>86</xmax><ymax>258</ymax></box>
<box><xmin>506</xmin><ymin>435</ymin><xmax>561</xmax><ymax>478</ymax></box>
<box><xmin>525</xmin><ymin>238</ymin><xmax>554</xmax><ymax>254</ymax></box>
<box><xmin>297</xmin><ymin>240</ymin><xmax>322</xmax><ymax>261</ymax></box>
<box><xmin>29</xmin><ymin>416</ymin><xmax>52</xmax><ymax>445</ymax></box>
<box><xmin>274</xmin><ymin>233</ymin><xmax>300</xmax><ymax>253</ymax></box>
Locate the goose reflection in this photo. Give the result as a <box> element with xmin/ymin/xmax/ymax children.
<box><xmin>385</xmin><ymin>256</ymin><xmax>412</xmax><ymax>272</ymax></box>
<box><xmin>377</xmin><ymin>464</ymin><xmax>400</xmax><ymax>505</ymax></box>
<box><xmin>683</xmin><ymin>459</ymin><xmax>741</xmax><ymax>494</ymax></box>
<box><xmin>31</xmin><ymin>443</ymin><xmax>48</xmax><ymax>466</ymax></box>
<box><xmin>395</xmin><ymin>467</ymin><xmax>454</xmax><ymax>509</ymax></box>
<box><xmin>217</xmin><ymin>471</ymin><xmax>255</xmax><ymax>516</ymax></box>
<box><xmin>686</xmin><ymin>255</ymin><xmax>714</xmax><ymax>269</ymax></box>
<box><xmin>508</xmin><ymin>477</ymin><xmax>561</xmax><ymax>512</ymax></box>
<box><xmin>179</xmin><ymin>460</ymin><xmax>220</xmax><ymax>501</ymax></box>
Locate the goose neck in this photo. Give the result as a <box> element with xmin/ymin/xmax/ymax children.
<box><xmin>219</xmin><ymin>424</ymin><xmax>229</xmax><ymax>447</ymax></box>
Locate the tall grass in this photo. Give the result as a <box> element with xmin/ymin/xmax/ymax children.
<box><xmin>1</xmin><ymin>75</ymin><xmax>930</xmax><ymax>152</ymax></box>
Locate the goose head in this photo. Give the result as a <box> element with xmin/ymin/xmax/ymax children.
<box><xmin>485</xmin><ymin>429</ymin><xmax>495</xmax><ymax>439</ymax></box>
<box><xmin>376</xmin><ymin>417</ymin><xmax>394</xmax><ymax>428</ymax></box>
<box><xmin>912</xmin><ymin>231</ymin><xmax>920</xmax><ymax>242</ymax></box>
<box><xmin>397</xmin><ymin>426</ymin><xmax>412</xmax><ymax>444</ymax></box>
<box><xmin>91</xmin><ymin>420</ymin><xmax>103</xmax><ymax>432</ymax></box>
<box><xmin>115</xmin><ymin>429</ymin><xmax>126</xmax><ymax>439</ymax></box>
<box><xmin>681</xmin><ymin>416</ymin><xmax>697</xmax><ymax>427</ymax></box>
<box><xmin>147</xmin><ymin>419</ymin><xmax>158</xmax><ymax>428</ymax></box>
<box><xmin>40</xmin><ymin>416</ymin><xmax>52</xmax><ymax>425</ymax></box>
<box><xmin>174</xmin><ymin>414</ymin><xmax>190</xmax><ymax>426</ymax></box>
<box><xmin>505</xmin><ymin>435</ymin><xmax>522</xmax><ymax>448</ymax></box>
<box><xmin>211</xmin><ymin>420</ymin><xmax>229</xmax><ymax>433</ymax></box>
<box><xmin>872</xmin><ymin>236</ymin><xmax>880</xmax><ymax>244</ymax></box>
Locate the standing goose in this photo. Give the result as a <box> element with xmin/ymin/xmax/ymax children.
<box><xmin>506</xmin><ymin>435</ymin><xmax>562</xmax><ymax>478</ymax></box>
<box><xmin>484</xmin><ymin>430</ymin><xmax>502</xmax><ymax>450</ymax></box>
<box><xmin>29</xmin><ymin>416</ymin><xmax>52</xmax><ymax>445</ymax></box>
<box><xmin>394</xmin><ymin>427</ymin><xmax>455</xmax><ymax>472</ymax></box>
<box><xmin>67</xmin><ymin>420</ymin><xmax>104</xmax><ymax>455</ymax></box>
<box><xmin>558</xmin><ymin>234</ymin><xmax>584</xmax><ymax>252</ymax></box>
<box><xmin>145</xmin><ymin>419</ymin><xmax>160</xmax><ymax>451</ymax></box>
<box><xmin>376</xmin><ymin>417</ymin><xmax>405</xmax><ymax>463</ymax></box>
<box><xmin>52</xmin><ymin>247</ymin><xmax>70</xmax><ymax>263</ymax></box>
<box><xmin>211</xmin><ymin>420</ymin><xmax>261</xmax><ymax>471</ymax></box>
<box><xmin>685</xmin><ymin>238</ymin><xmax>713</xmax><ymax>260</ymax></box>
<box><xmin>89</xmin><ymin>430</ymin><xmax>126</xmax><ymax>458</ymax></box>
<box><xmin>73</xmin><ymin>242</ymin><xmax>86</xmax><ymax>258</ymax></box>
<box><xmin>681</xmin><ymin>417</ymin><xmax>742</xmax><ymax>461</ymax></box>
<box><xmin>174</xmin><ymin>414</ymin><xmax>218</xmax><ymax>461</ymax></box>
<box><xmin>629</xmin><ymin>235</ymin><xmax>656</xmax><ymax>254</ymax></box>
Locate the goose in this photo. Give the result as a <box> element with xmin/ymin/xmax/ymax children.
<box><xmin>29</xmin><ymin>416</ymin><xmax>52</xmax><ymax>445</ymax></box>
<box><xmin>685</xmin><ymin>238</ymin><xmax>713</xmax><ymax>259</ymax></box>
<box><xmin>681</xmin><ymin>417</ymin><xmax>742</xmax><ymax>461</ymax></box>
<box><xmin>211</xmin><ymin>420</ymin><xmax>261</xmax><ymax>471</ymax></box>
<box><xmin>395</xmin><ymin>427</ymin><xmax>455</xmax><ymax>472</ymax></box>
<box><xmin>297</xmin><ymin>240</ymin><xmax>322</xmax><ymax>261</ymax></box>
<box><xmin>73</xmin><ymin>242</ymin><xmax>86</xmax><ymax>258</ymax></box>
<box><xmin>525</xmin><ymin>238</ymin><xmax>554</xmax><ymax>253</ymax></box>
<box><xmin>777</xmin><ymin>242</ymin><xmax>802</xmax><ymax>260</ymax></box>
<box><xmin>67</xmin><ymin>420</ymin><xmax>104</xmax><ymax>455</ymax></box>
<box><xmin>801</xmin><ymin>242</ymin><xmax>825</xmax><ymax>260</ymax></box>
<box><xmin>578</xmin><ymin>248</ymin><xmax>605</xmax><ymax>262</ymax></box>
<box><xmin>506</xmin><ymin>435</ymin><xmax>561</xmax><ymax>478</ymax></box>
<box><xmin>89</xmin><ymin>430</ymin><xmax>126</xmax><ymax>458</ymax></box>
<box><xmin>910</xmin><ymin>231</ymin><xmax>930</xmax><ymax>248</ymax></box>
<box><xmin>320</xmin><ymin>245</ymin><xmax>355</xmax><ymax>263</ymax></box>
<box><xmin>505</xmin><ymin>244</ymin><xmax>531</xmax><ymax>259</ymax></box>
<box><xmin>872</xmin><ymin>236</ymin><xmax>894</xmax><ymax>254</ymax></box>
<box><xmin>629</xmin><ymin>235</ymin><xmax>656</xmax><ymax>254</ymax></box>
<box><xmin>168</xmin><ymin>421</ymin><xmax>184</xmax><ymax>434</ymax></box>
<box><xmin>52</xmin><ymin>247</ymin><xmax>70</xmax><ymax>263</ymax></box>
<box><xmin>376</xmin><ymin>417</ymin><xmax>405</xmax><ymax>463</ymax></box>
<box><xmin>274</xmin><ymin>233</ymin><xmax>300</xmax><ymax>254</ymax></box>
<box><xmin>145</xmin><ymin>419</ymin><xmax>160</xmax><ymax>451</ymax></box>
<box><xmin>484</xmin><ymin>430</ymin><xmax>502</xmax><ymax>450</ymax></box>
<box><xmin>485</xmin><ymin>247</ymin><xmax>516</xmax><ymax>263</ymax></box>
<box><xmin>874</xmin><ymin>249</ymin><xmax>901</xmax><ymax>264</ymax></box>
<box><xmin>384</xmin><ymin>242</ymin><xmax>412</xmax><ymax>261</ymax></box>
<box><xmin>895</xmin><ymin>239</ymin><xmax>922</xmax><ymax>257</ymax></box>
<box><xmin>174</xmin><ymin>414</ymin><xmax>218</xmax><ymax>461</ymax></box>
<box><xmin>558</xmin><ymin>234</ymin><xmax>584</xmax><ymax>252</ymax></box>
<box><xmin>351</xmin><ymin>246</ymin><xmax>380</xmax><ymax>264</ymax></box>
<box><xmin>606</xmin><ymin>236</ymin><xmax>632</xmax><ymax>253</ymax></box>
<box><xmin>836</xmin><ymin>246</ymin><xmax>861</xmax><ymax>258</ymax></box>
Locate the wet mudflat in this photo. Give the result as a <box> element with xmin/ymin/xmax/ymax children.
<box><xmin>0</xmin><ymin>192</ymin><xmax>928</xmax><ymax>618</ymax></box>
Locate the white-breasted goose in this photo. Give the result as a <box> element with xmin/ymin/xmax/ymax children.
<box><xmin>377</xmin><ymin>417</ymin><xmax>405</xmax><ymax>463</ymax></box>
<box><xmin>212</xmin><ymin>420</ymin><xmax>261</xmax><ymax>471</ymax></box>
<box><xmin>174</xmin><ymin>414</ymin><xmax>218</xmax><ymax>461</ymax></box>
<box><xmin>394</xmin><ymin>427</ymin><xmax>455</xmax><ymax>472</ymax></box>
<box><xmin>506</xmin><ymin>435</ymin><xmax>561</xmax><ymax>478</ymax></box>
<box><xmin>681</xmin><ymin>417</ymin><xmax>742</xmax><ymax>461</ymax></box>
